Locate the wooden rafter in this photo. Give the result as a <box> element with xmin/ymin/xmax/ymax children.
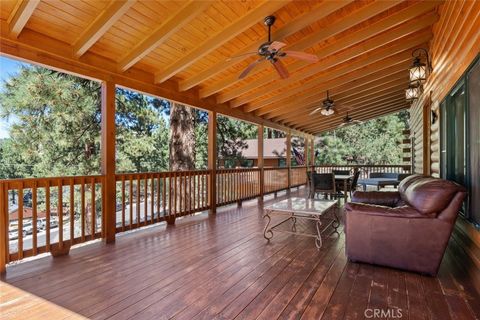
<box><xmin>8</xmin><ymin>0</ymin><xmax>40</xmax><ymax>38</ymax></box>
<box><xmin>73</xmin><ymin>0</ymin><xmax>135</xmax><ymax>57</ymax></box>
<box><xmin>246</xmin><ymin>30</ymin><xmax>432</xmax><ymax>114</ymax></box>
<box><xmin>118</xmin><ymin>0</ymin><xmax>210</xmax><ymax>72</ymax></box>
<box><xmin>304</xmin><ymin>102</ymin><xmax>408</xmax><ymax>133</ymax></box>
<box><xmin>284</xmin><ymin>89</ymin><xmax>407</xmax><ymax>128</ymax></box>
<box><xmin>269</xmin><ymin>74</ymin><xmax>408</xmax><ymax>124</ymax></box>
<box><xmin>230</xmin><ymin>5</ymin><xmax>438</xmax><ymax>109</ymax></box>
<box><xmin>204</xmin><ymin>0</ymin><xmax>403</xmax><ymax>100</ymax></box>
<box><xmin>154</xmin><ymin>0</ymin><xmax>289</xmax><ymax>83</ymax></box>
<box><xmin>259</xmin><ymin>58</ymin><xmax>413</xmax><ymax>119</ymax></box>
<box><xmin>179</xmin><ymin>0</ymin><xmax>353</xmax><ymax>92</ymax></box>
<box><xmin>298</xmin><ymin>98</ymin><xmax>407</xmax><ymax>131</ymax></box>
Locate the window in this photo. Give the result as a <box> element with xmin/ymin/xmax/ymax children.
<box><xmin>440</xmin><ymin>56</ymin><xmax>480</xmax><ymax>225</ymax></box>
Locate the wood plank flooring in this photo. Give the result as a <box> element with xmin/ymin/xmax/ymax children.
<box><xmin>1</xmin><ymin>189</ymin><xmax>479</xmax><ymax>320</ymax></box>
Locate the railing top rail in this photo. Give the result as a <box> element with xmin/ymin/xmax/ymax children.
<box><xmin>0</xmin><ymin>174</ymin><xmax>104</xmax><ymax>184</ymax></box>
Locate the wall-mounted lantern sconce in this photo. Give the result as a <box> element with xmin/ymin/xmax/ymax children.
<box><xmin>409</xmin><ymin>48</ymin><xmax>433</xmax><ymax>86</ymax></box>
<box><xmin>405</xmin><ymin>83</ymin><xmax>421</xmax><ymax>103</ymax></box>
<box><xmin>406</xmin><ymin>48</ymin><xmax>433</xmax><ymax>104</ymax></box>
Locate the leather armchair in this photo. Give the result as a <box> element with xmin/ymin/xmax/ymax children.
<box><xmin>345</xmin><ymin>174</ymin><xmax>467</xmax><ymax>275</ymax></box>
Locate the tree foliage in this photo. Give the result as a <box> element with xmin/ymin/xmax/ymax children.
<box><xmin>316</xmin><ymin>111</ymin><xmax>409</xmax><ymax>165</ymax></box>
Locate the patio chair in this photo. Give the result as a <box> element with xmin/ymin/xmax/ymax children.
<box><xmin>310</xmin><ymin>173</ymin><xmax>336</xmax><ymax>199</ymax></box>
<box><xmin>332</xmin><ymin>169</ymin><xmax>351</xmax><ymax>176</ymax></box>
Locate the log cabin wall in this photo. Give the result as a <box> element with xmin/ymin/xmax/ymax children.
<box><xmin>409</xmin><ymin>1</ymin><xmax>480</xmax><ymax>292</ymax></box>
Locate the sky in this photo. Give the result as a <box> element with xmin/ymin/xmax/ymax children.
<box><xmin>0</xmin><ymin>56</ymin><xmax>28</xmax><ymax>139</ymax></box>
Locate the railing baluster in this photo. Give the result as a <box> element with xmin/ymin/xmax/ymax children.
<box><xmin>144</xmin><ymin>175</ymin><xmax>148</xmax><ymax>225</ymax></box>
<box><xmin>121</xmin><ymin>176</ymin><xmax>125</xmax><ymax>231</ymax></box>
<box><xmin>32</xmin><ymin>182</ymin><xmax>37</xmax><ymax>255</ymax></box>
<box><xmin>58</xmin><ymin>179</ymin><xmax>63</xmax><ymax>249</ymax></box>
<box><xmin>136</xmin><ymin>175</ymin><xmax>140</xmax><ymax>227</ymax></box>
<box><xmin>151</xmin><ymin>175</ymin><xmax>154</xmax><ymax>224</ymax></box>
<box><xmin>46</xmin><ymin>181</ymin><xmax>51</xmax><ymax>251</ymax></box>
<box><xmin>129</xmin><ymin>176</ymin><xmax>133</xmax><ymax>229</ymax></box>
<box><xmin>69</xmin><ymin>178</ymin><xmax>74</xmax><ymax>243</ymax></box>
<box><xmin>91</xmin><ymin>178</ymin><xmax>96</xmax><ymax>238</ymax></box>
<box><xmin>18</xmin><ymin>186</ymin><xmax>24</xmax><ymax>259</ymax></box>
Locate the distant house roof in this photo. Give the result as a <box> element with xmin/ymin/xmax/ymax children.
<box><xmin>241</xmin><ymin>138</ymin><xmax>287</xmax><ymax>159</ymax></box>
<box><xmin>9</xmin><ymin>207</ymin><xmax>47</xmax><ymax>221</ymax></box>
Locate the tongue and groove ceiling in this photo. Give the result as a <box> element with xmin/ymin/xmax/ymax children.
<box><xmin>0</xmin><ymin>0</ymin><xmax>442</xmax><ymax>135</ymax></box>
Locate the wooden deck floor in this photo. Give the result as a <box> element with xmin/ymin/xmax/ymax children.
<box><xmin>1</xmin><ymin>189</ymin><xmax>480</xmax><ymax>320</ymax></box>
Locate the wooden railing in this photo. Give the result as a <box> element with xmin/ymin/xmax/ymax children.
<box><xmin>0</xmin><ymin>175</ymin><xmax>104</xmax><ymax>262</ymax></box>
<box><xmin>290</xmin><ymin>166</ymin><xmax>308</xmax><ymax>187</ymax></box>
<box><xmin>312</xmin><ymin>164</ymin><xmax>411</xmax><ymax>179</ymax></box>
<box><xmin>216</xmin><ymin>168</ymin><xmax>260</xmax><ymax>206</ymax></box>
<box><xmin>114</xmin><ymin>170</ymin><xmax>210</xmax><ymax>232</ymax></box>
<box><xmin>264</xmin><ymin>167</ymin><xmax>289</xmax><ymax>194</ymax></box>
<box><xmin>1</xmin><ymin>164</ymin><xmax>411</xmax><ymax>266</ymax></box>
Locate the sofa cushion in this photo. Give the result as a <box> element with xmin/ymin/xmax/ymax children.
<box><xmin>351</xmin><ymin>191</ymin><xmax>401</xmax><ymax>207</ymax></box>
<box><xmin>345</xmin><ymin>202</ymin><xmax>428</xmax><ymax>219</ymax></box>
<box><xmin>401</xmin><ymin>176</ymin><xmax>464</xmax><ymax>216</ymax></box>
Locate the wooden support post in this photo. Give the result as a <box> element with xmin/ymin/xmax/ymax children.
<box><xmin>0</xmin><ymin>183</ymin><xmax>7</xmax><ymax>273</ymax></box>
<box><xmin>208</xmin><ymin>111</ymin><xmax>217</xmax><ymax>215</ymax></box>
<box><xmin>258</xmin><ymin>124</ymin><xmax>264</xmax><ymax>203</ymax></box>
<box><xmin>101</xmin><ymin>81</ymin><xmax>116</xmax><ymax>243</ymax></box>
<box><xmin>310</xmin><ymin>137</ymin><xmax>315</xmax><ymax>172</ymax></box>
<box><xmin>286</xmin><ymin>131</ymin><xmax>292</xmax><ymax>193</ymax></box>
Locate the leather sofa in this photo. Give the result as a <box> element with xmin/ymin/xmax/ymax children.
<box><xmin>345</xmin><ymin>174</ymin><xmax>467</xmax><ymax>275</ymax></box>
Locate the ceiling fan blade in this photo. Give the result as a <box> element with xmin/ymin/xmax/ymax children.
<box><xmin>268</xmin><ymin>41</ymin><xmax>286</xmax><ymax>51</ymax></box>
<box><xmin>309</xmin><ymin>107</ymin><xmax>322</xmax><ymax>115</ymax></box>
<box><xmin>226</xmin><ymin>52</ymin><xmax>257</xmax><ymax>62</ymax></box>
<box><xmin>283</xmin><ymin>50</ymin><xmax>319</xmax><ymax>63</ymax></box>
<box><xmin>272</xmin><ymin>59</ymin><xmax>289</xmax><ymax>79</ymax></box>
<box><xmin>238</xmin><ymin>58</ymin><xmax>263</xmax><ymax>79</ymax></box>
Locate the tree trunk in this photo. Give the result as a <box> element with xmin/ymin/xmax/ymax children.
<box><xmin>169</xmin><ymin>103</ymin><xmax>195</xmax><ymax>171</ymax></box>
<box><xmin>169</xmin><ymin>103</ymin><xmax>195</xmax><ymax>218</ymax></box>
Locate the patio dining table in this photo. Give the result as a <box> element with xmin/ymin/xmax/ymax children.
<box><xmin>334</xmin><ymin>174</ymin><xmax>353</xmax><ymax>202</ymax></box>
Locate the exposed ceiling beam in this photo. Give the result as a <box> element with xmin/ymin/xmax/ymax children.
<box><xmin>118</xmin><ymin>0</ymin><xmax>210</xmax><ymax>72</ymax></box>
<box><xmin>245</xmin><ymin>31</ymin><xmax>432</xmax><ymax>114</ymax></box>
<box><xmin>154</xmin><ymin>0</ymin><xmax>289</xmax><ymax>83</ymax></box>
<box><xmin>298</xmin><ymin>98</ymin><xmax>407</xmax><ymax>131</ymax></box>
<box><xmin>229</xmin><ymin>5</ymin><xmax>438</xmax><ymax>109</ymax></box>
<box><xmin>201</xmin><ymin>0</ymin><xmax>403</xmax><ymax>99</ymax></box>
<box><xmin>0</xmin><ymin>23</ymin><xmax>310</xmax><ymax>137</ymax></box>
<box><xmin>307</xmin><ymin>102</ymin><xmax>409</xmax><ymax>134</ymax></box>
<box><xmin>8</xmin><ymin>0</ymin><xmax>40</xmax><ymax>38</ymax></box>
<box><xmin>283</xmin><ymin>88</ymin><xmax>407</xmax><ymax>127</ymax></box>
<box><xmin>178</xmin><ymin>0</ymin><xmax>353</xmax><ymax>92</ymax></box>
<box><xmin>270</xmin><ymin>75</ymin><xmax>408</xmax><ymax>124</ymax></box>
<box><xmin>73</xmin><ymin>0</ymin><xmax>135</xmax><ymax>57</ymax></box>
<box><xmin>260</xmin><ymin>59</ymin><xmax>413</xmax><ymax>119</ymax></box>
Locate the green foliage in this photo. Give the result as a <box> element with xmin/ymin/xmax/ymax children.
<box><xmin>0</xmin><ymin>66</ymin><xmax>172</xmax><ymax>178</ymax></box>
<box><xmin>316</xmin><ymin>111</ymin><xmax>409</xmax><ymax>165</ymax></box>
<box><xmin>216</xmin><ymin>115</ymin><xmax>257</xmax><ymax>167</ymax></box>
<box><xmin>0</xmin><ymin>66</ymin><xmax>101</xmax><ymax>178</ymax></box>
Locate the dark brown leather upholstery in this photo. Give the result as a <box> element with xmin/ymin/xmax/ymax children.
<box><xmin>345</xmin><ymin>174</ymin><xmax>467</xmax><ymax>275</ymax></box>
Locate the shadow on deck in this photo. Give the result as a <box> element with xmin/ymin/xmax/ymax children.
<box><xmin>1</xmin><ymin>189</ymin><xmax>479</xmax><ymax>319</ymax></box>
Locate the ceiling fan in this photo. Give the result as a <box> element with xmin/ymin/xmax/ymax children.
<box><xmin>338</xmin><ymin>112</ymin><xmax>362</xmax><ymax>128</ymax></box>
<box><xmin>309</xmin><ymin>90</ymin><xmax>335</xmax><ymax>116</ymax></box>
<box><xmin>231</xmin><ymin>16</ymin><xmax>319</xmax><ymax>80</ymax></box>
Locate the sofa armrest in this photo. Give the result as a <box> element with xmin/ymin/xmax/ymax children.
<box><xmin>351</xmin><ymin>191</ymin><xmax>401</xmax><ymax>207</ymax></box>
<box><xmin>345</xmin><ymin>202</ymin><xmax>428</xmax><ymax>219</ymax></box>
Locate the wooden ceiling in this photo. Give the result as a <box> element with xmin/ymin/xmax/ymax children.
<box><xmin>0</xmin><ymin>0</ymin><xmax>442</xmax><ymax>135</ymax></box>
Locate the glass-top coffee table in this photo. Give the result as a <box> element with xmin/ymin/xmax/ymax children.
<box><xmin>263</xmin><ymin>197</ymin><xmax>339</xmax><ymax>249</ymax></box>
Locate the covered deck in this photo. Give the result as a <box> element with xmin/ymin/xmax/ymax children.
<box><xmin>1</xmin><ymin>0</ymin><xmax>480</xmax><ymax>319</ymax></box>
<box><xmin>2</xmin><ymin>190</ymin><xmax>480</xmax><ymax>320</ymax></box>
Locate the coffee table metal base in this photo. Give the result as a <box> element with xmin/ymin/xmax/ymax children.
<box><xmin>263</xmin><ymin>205</ymin><xmax>339</xmax><ymax>249</ymax></box>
